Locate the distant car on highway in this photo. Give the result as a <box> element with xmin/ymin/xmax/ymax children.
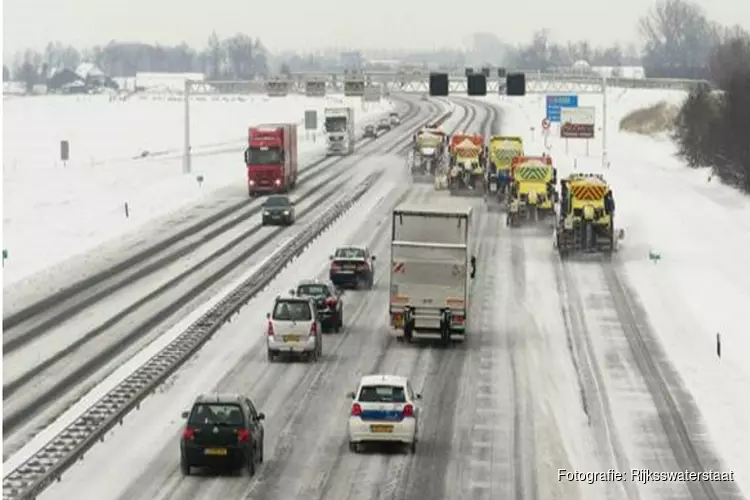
<box><xmin>266</xmin><ymin>294</ymin><xmax>322</xmax><ymax>362</ymax></box>
<box><xmin>363</xmin><ymin>124</ymin><xmax>377</xmax><ymax>138</ymax></box>
<box><xmin>329</xmin><ymin>245</ymin><xmax>375</xmax><ymax>289</ymax></box>
<box><xmin>376</xmin><ymin>118</ymin><xmax>391</xmax><ymax>132</ymax></box>
<box><xmin>292</xmin><ymin>279</ymin><xmax>344</xmax><ymax>333</ymax></box>
<box><xmin>261</xmin><ymin>195</ymin><xmax>295</xmax><ymax>226</ymax></box>
<box><xmin>180</xmin><ymin>393</ymin><xmax>265</xmax><ymax>476</ymax></box>
<box><xmin>347</xmin><ymin>374</ymin><xmax>421</xmax><ymax>453</ymax></box>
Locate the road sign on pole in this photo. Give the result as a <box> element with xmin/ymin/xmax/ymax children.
<box><xmin>546</xmin><ymin>95</ymin><xmax>578</xmax><ymax>122</ymax></box>
<box><xmin>304</xmin><ymin>110</ymin><xmax>317</xmax><ymax>130</ymax></box>
<box><xmin>542</xmin><ymin>118</ymin><xmax>550</xmax><ymax>130</ymax></box>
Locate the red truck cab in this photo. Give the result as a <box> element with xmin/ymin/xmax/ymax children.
<box><xmin>244</xmin><ymin>124</ymin><xmax>298</xmax><ymax>197</ymax></box>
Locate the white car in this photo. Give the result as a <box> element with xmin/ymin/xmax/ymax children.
<box><xmin>347</xmin><ymin>374</ymin><xmax>421</xmax><ymax>453</ymax></box>
<box><xmin>265</xmin><ymin>294</ymin><xmax>322</xmax><ymax>362</ymax></box>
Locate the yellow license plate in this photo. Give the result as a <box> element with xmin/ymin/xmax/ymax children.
<box><xmin>283</xmin><ymin>335</ymin><xmax>300</xmax><ymax>342</ymax></box>
<box><xmin>204</xmin><ymin>448</ymin><xmax>227</xmax><ymax>456</ymax></box>
<box><xmin>370</xmin><ymin>425</ymin><xmax>394</xmax><ymax>433</ymax></box>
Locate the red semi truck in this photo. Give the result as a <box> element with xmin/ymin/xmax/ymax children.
<box><xmin>244</xmin><ymin>124</ymin><xmax>298</xmax><ymax>197</ymax></box>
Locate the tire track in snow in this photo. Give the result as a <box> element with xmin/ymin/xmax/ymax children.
<box><xmin>601</xmin><ymin>263</ymin><xmax>745</xmax><ymax>500</ymax></box>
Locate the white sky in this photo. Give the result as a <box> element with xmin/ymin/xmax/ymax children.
<box><xmin>3</xmin><ymin>0</ymin><xmax>749</xmax><ymax>58</ymax></box>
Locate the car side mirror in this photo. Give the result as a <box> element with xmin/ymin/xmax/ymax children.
<box><xmin>288</xmin><ymin>289</ymin><xmax>295</xmax><ymax>295</ymax></box>
<box><xmin>329</xmin><ymin>255</ymin><xmax>334</xmax><ymax>260</ymax></box>
<box><xmin>335</xmin><ymin>287</ymin><xmax>343</xmax><ymax>296</ymax></box>
<box><xmin>371</xmin><ymin>255</ymin><xmax>376</xmax><ymax>261</ymax></box>
<box><xmin>257</xmin><ymin>412</ymin><xmax>265</xmax><ymax>420</ymax></box>
<box><xmin>416</xmin><ymin>393</ymin><xmax>422</xmax><ymax>400</ymax></box>
<box><xmin>181</xmin><ymin>411</ymin><xmax>189</xmax><ymax>419</ymax></box>
<box><xmin>266</xmin><ymin>312</ymin><xmax>271</xmax><ymax>319</ymax></box>
<box><xmin>618</xmin><ymin>229</ymin><xmax>625</xmax><ymax>240</ymax></box>
<box><xmin>346</xmin><ymin>391</ymin><xmax>356</xmax><ymax>399</ymax></box>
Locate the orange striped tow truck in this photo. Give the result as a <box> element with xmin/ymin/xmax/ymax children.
<box><xmin>388</xmin><ymin>202</ymin><xmax>476</xmax><ymax>346</ymax></box>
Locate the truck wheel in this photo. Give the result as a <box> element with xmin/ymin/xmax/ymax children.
<box><xmin>267</xmin><ymin>349</ymin><xmax>277</xmax><ymax>362</ymax></box>
<box><xmin>246</xmin><ymin>448</ymin><xmax>256</xmax><ymax>477</ymax></box>
<box><xmin>335</xmin><ymin>312</ymin><xmax>342</xmax><ymax>332</ymax></box>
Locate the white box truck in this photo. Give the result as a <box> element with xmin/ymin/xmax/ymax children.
<box><xmin>324</xmin><ymin>107</ymin><xmax>355</xmax><ymax>155</ymax></box>
<box><xmin>388</xmin><ymin>203</ymin><xmax>475</xmax><ymax>345</ymax></box>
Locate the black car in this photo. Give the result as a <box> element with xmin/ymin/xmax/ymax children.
<box><xmin>261</xmin><ymin>195</ymin><xmax>295</xmax><ymax>226</ymax></box>
<box><xmin>329</xmin><ymin>245</ymin><xmax>376</xmax><ymax>289</ymax></box>
<box><xmin>363</xmin><ymin>125</ymin><xmax>377</xmax><ymax>138</ymax></box>
<box><xmin>293</xmin><ymin>280</ymin><xmax>344</xmax><ymax>332</ymax></box>
<box><xmin>180</xmin><ymin>393</ymin><xmax>265</xmax><ymax>476</ymax></box>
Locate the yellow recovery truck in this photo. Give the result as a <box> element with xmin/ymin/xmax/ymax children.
<box><xmin>555</xmin><ymin>173</ymin><xmax>622</xmax><ymax>257</ymax></box>
<box><xmin>488</xmin><ymin>136</ymin><xmax>523</xmax><ymax>201</ymax></box>
<box><xmin>506</xmin><ymin>155</ymin><xmax>558</xmax><ymax>227</ymax></box>
<box><xmin>448</xmin><ymin>137</ymin><xmax>486</xmax><ymax>196</ymax></box>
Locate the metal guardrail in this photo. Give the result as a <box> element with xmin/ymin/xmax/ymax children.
<box><xmin>1</xmin><ymin>104</ymin><xmax>455</xmax><ymax>500</ymax></box>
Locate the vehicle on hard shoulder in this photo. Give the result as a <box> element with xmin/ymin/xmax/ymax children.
<box><xmin>292</xmin><ymin>279</ymin><xmax>344</xmax><ymax>333</ymax></box>
<box><xmin>266</xmin><ymin>294</ymin><xmax>322</xmax><ymax>362</ymax></box>
<box><xmin>347</xmin><ymin>374</ymin><xmax>421</xmax><ymax>454</ymax></box>
<box><xmin>389</xmin><ymin>112</ymin><xmax>401</xmax><ymax>126</ymax></box>
<box><xmin>329</xmin><ymin>245</ymin><xmax>376</xmax><ymax>289</ymax></box>
<box><xmin>244</xmin><ymin>124</ymin><xmax>298</xmax><ymax>197</ymax></box>
<box><xmin>261</xmin><ymin>195</ymin><xmax>295</xmax><ymax>226</ymax></box>
<box><xmin>180</xmin><ymin>393</ymin><xmax>265</xmax><ymax>476</ymax></box>
<box><xmin>376</xmin><ymin>118</ymin><xmax>391</xmax><ymax>132</ymax></box>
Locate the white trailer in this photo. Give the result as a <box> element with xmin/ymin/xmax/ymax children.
<box><xmin>324</xmin><ymin>107</ymin><xmax>355</xmax><ymax>155</ymax></box>
<box><xmin>388</xmin><ymin>203</ymin><xmax>475</xmax><ymax>344</ymax></box>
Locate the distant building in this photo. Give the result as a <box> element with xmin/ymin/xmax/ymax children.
<box><xmin>76</xmin><ymin>63</ymin><xmax>109</xmax><ymax>86</ymax></box>
<box><xmin>47</xmin><ymin>68</ymin><xmax>86</xmax><ymax>93</ymax></box>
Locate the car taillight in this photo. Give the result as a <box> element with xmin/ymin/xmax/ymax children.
<box><xmin>356</xmin><ymin>263</ymin><xmax>369</xmax><ymax>271</ymax></box>
<box><xmin>351</xmin><ymin>403</ymin><xmax>362</xmax><ymax>416</ymax></box>
<box><xmin>309</xmin><ymin>321</ymin><xmax>317</xmax><ymax>336</ymax></box>
<box><xmin>237</xmin><ymin>428</ymin><xmax>250</xmax><ymax>442</ymax></box>
<box><xmin>331</xmin><ymin>263</ymin><xmax>341</xmax><ymax>272</ymax></box>
<box><xmin>267</xmin><ymin>320</ymin><xmax>274</xmax><ymax>336</ymax></box>
<box><xmin>403</xmin><ymin>404</ymin><xmax>414</xmax><ymax>417</ymax></box>
<box><xmin>183</xmin><ymin>428</ymin><xmax>195</xmax><ymax>440</ymax></box>
<box><xmin>325</xmin><ymin>297</ymin><xmax>337</xmax><ymax>307</ymax></box>
<box><xmin>452</xmin><ymin>314</ymin><xmax>464</xmax><ymax>324</ymax></box>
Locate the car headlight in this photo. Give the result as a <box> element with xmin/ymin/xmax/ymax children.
<box><xmin>275</xmin><ymin>179</ymin><xmax>281</xmax><ymax>185</ymax></box>
<box><xmin>263</xmin><ymin>211</ymin><xmax>270</xmax><ymax>215</ymax></box>
<box><xmin>249</xmin><ymin>180</ymin><xmax>255</xmax><ymax>186</ymax></box>
<box><xmin>283</xmin><ymin>210</ymin><xmax>289</xmax><ymax>215</ymax></box>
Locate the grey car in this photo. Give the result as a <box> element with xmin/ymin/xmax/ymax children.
<box><xmin>261</xmin><ymin>195</ymin><xmax>295</xmax><ymax>226</ymax></box>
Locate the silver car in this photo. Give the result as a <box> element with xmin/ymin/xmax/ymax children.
<box><xmin>266</xmin><ymin>295</ymin><xmax>322</xmax><ymax>362</ymax></box>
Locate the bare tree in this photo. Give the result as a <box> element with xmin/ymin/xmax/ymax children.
<box><xmin>639</xmin><ymin>0</ymin><xmax>716</xmax><ymax>77</ymax></box>
<box><xmin>3</xmin><ymin>65</ymin><xmax>10</xmax><ymax>81</ymax></box>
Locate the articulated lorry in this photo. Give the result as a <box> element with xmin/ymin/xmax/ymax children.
<box><xmin>244</xmin><ymin>124</ymin><xmax>298</xmax><ymax>196</ymax></box>
<box><xmin>324</xmin><ymin>107</ymin><xmax>355</xmax><ymax>155</ymax></box>
<box><xmin>388</xmin><ymin>203</ymin><xmax>475</xmax><ymax>346</ymax></box>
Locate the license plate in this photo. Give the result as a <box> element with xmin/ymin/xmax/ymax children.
<box><xmin>283</xmin><ymin>335</ymin><xmax>300</xmax><ymax>342</ymax></box>
<box><xmin>204</xmin><ymin>448</ymin><xmax>227</xmax><ymax>456</ymax></box>
<box><xmin>370</xmin><ymin>425</ymin><xmax>394</xmax><ymax>433</ymax></box>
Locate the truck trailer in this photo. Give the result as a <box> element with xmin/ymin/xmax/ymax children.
<box><xmin>324</xmin><ymin>107</ymin><xmax>355</xmax><ymax>155</ymax></box>
<box><xmin>388</xmin><ymin>203</ymin><xmax>475</xmax><ymax>345</ymax></box>
<box><xmin>244</xmin><ymin>124</ymin><xmax>298</xmax><ymax>197</ymax></box>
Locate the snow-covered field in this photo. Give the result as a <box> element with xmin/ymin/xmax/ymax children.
<box><xmin>493</xmin><ymin>88</ymin><xmax>750</xmax><ymax>495</ymax></box>
<box><xmin>2</xmin><ymin>94</ymin><xmax>393</xmax><ymax>286</ymax></box>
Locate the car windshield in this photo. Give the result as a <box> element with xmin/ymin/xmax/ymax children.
<box><xmin>334</xmin><ymin>247</ymin><xmax>366</xmax><ymax>259</ymax></box>
<box><xmin>188</xmin><ymin>403</ymin><xmax>244</xmax><ymax>426</ymax></box>
<box><xmin>264</xmin><ymin>196</ymin><xmax>290</xmax><ymax>208</ymax></box>
<box><xmin>297</xmin><ymin>284</ymin><xmax>329</xmax><ymax>297</ymax></box>
<box><xmin>273</xmin><ymin>300</ymin><xmax>312</xmax><ymax>321</ymax></box>
<box><xmin>358</xmin><ymin>385</ymin><xmax>406</xmax><ymax>403</ymax></box>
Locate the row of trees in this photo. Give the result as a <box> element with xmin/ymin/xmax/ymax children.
<box><xmin>673</xmin><ymin>33</ymin><xmax>750</xmax><ymax>192</ymax></box>
<box><xmin>5</xmin><ymin>32</ymin><xmax>270</xmax><ymax>88</ymax></box>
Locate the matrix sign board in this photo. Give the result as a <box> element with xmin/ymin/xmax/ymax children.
<box><xmin>560</xmin><ymin>106</ymin><xmax>595</xmax><ymax>138</ymax></box>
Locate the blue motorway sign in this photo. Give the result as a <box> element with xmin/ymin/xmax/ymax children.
<box><xmin>546</xmin><ymin>95</ymin><xmax>578</xmax><ymax>122</ymax></box>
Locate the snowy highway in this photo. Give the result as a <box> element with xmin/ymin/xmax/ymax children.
<box><xmin>4</xmin><ymin>93</ymin><xmax>747</xmax><ymax>500</ymax></box>
<box><xmin>1</xmin><ymin>95</ymin><xmax>442</xmax><ymax>457</ymax></box>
